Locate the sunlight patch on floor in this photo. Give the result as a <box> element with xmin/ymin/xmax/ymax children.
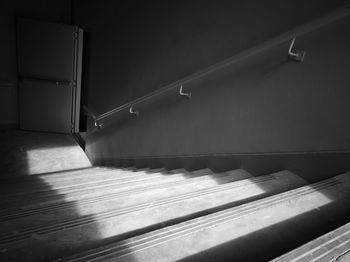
<box><xmin>26</xmin><ymin>145</ymin><xmax>91</xmax><ymax>175</ymax></box>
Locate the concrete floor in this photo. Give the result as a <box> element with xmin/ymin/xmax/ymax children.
<box><xmin>0</xmin><ymin>130</ymin><xmax>91</xmax><ymax>177</ymax></box>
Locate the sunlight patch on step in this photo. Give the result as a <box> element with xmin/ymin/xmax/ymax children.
<box><xmin>71</xmin><ymin>181</ymin><xmax>267</xmax><ymax>238</ymax></box>
<box><xmin>117</xmin><ymin>186</ymin><xmax>334</xmax><ymax>262</ymax></box>
<box><xmin>38</xmin><ymin>168</ymin><xmax>218</xmax><ymax>194</ymax></box>
<box><xmin>38</xmin><ymin>172</ymin><xmax>262</xmax><ymax>221</ymax></box>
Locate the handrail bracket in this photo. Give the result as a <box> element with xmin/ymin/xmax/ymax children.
<box><xmin>288</xmin><ymin>38</ymin><xmax>306</xmax><ymax>62</ymax></box>
<box><xmin>179</xmin><ymin>85</ymin><xmax>191</xmax><ymax>99</ymax></box>
<box><xmin>130</xmin><ymin>106</ymin><xmax>139</xmax><ymax>116</ymax></box>
<box><xmin>83</xmin><ymin>105</ymin><xmax>103</xmax><ymax>129</ymax></box>
<box><xmin>94</xmin><ymin>121</ymin><xmax>103</xmax><ymax>129</ymax></box>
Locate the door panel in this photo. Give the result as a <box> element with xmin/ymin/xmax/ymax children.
<box><xmin>19</xmin><ymin>79</ymin><xmax>73</xmax><ymax>133</ymax></box>
<box><xmin>17</xmin><ymin>18</ymin><xmax>83</xmax><ymax>133</ymax></box>
<box><xmin>17</xmin><ymin>18</ymin><xmax>75</xmax><ymax>81</ymax></box>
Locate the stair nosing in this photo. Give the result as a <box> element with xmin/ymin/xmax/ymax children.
<box><xmin>0</xmin><ymin>174</ymin><xmax>284</xmax><ymax>244</ymax></box>
<box><xmin>272</xmin><ymin>222</ymin><xmax>350</xmax><ymax>262</ymax></box>
<box><xmin>0</xmin><ymin>170</ymin><xmax>174</xmax><ymax>197</ymax></box>
<box><xmin>62</xmin><ymin>178</ymin><xmax>340</xmax><ymax>262</ymax></box>
<box><xmin>0</xmin><ymin>169</ymin><xmax>210</xmax><ymax>205</ymax></box>
<box><xmin>0</xmin><ymin>172</ymin><xmax>232</xmax><ymax>221</ymax></box>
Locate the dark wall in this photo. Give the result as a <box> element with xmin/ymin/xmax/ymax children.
<box><xmin>72</xmin><ymin>0</ymin><xmax>348</xmax><ymax>113</ymax></box>
<box><xmin>72</xmin><ymin>1</ymin><xmax>350</xmax><ymax>169</ymax></box>
<box><xmin>0</xmin><ymin>0</ymin><xmax>72</xmax><ymax>128</ymax></box>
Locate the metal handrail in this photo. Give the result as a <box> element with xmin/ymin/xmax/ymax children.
<box><xmin>83</xmin><ymin>105</ymin><xmax>97</xmax><ymax>119</ymax></box>
<box><xmin>92</xmin><ymin>7</ymin><xmax>350</xmax><ymax>127</ymax></box>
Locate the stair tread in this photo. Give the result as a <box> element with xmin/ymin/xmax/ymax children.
<box><xmin>0</xmin><ymin>170</ymin><xmax>308</xmax><ymax>261</ymax></box>
<box><xmin>0</xmin><ymin>171</ymin><xmax>285</xmax><ymax>235</ymax></box>
<box><xmin>0</xmin><ymin>168</ymin><xmax>169</xmax><ymax>196</ymax></box>
<box><xmin>0</xmin><ymin>168</ymin><xmax>215</xmax><ymax>209</ymax></box>
<box><xmin>0</xmin><ymin>169</ymin><xmax>250</xmax><ymax>225</ymax></box>
<box><xmin>54</xmin><ymin>173</ymin><xmax>350</xmax><ymax>262</ymax></box>
<box><xmin>0</xmin><ymin>166</ymin><xmax>110</xmax><ymax>184</ymax></box>
<box><xmin>271</xmin><ymin>221</ymin><xmax>350</xmax><ymax>262</ymax></box>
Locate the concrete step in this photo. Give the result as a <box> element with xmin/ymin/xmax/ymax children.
<box><xmin>0</xmin><ymin>166</ymin><xmax>168</xmax><ymax>187</ymax></box>
<box><xmin>57</xmin><ymin>173</ymin><xmax>350</xmax><ymax>262</ymax></box>
<box><xmin>0</xmin><ymin>168</ymin><xmax>213</xmax><ymax>209</ymax></box>
<box><xmin>0</xmin><ymin>171</ymin><xmax>307</xmax><ymax>261</ymax></box>
<box><xmin>0</xmin><ymin>168</ymin><xmax>167</xmax><ymax>195</ymax></box>
<box><xmin>271</xmin><ymin>221</ymin><xmax>350</xmax><ymax>262</ymax></box>
<box><xmin>0</xmin><ymin>169</ymin><xmax>251</xmax><ymax>226</ymax></box>
<box><xmin>0</xmin><ymin>166</ymin><xmax>108</xmax><ymax>183</ymax></box>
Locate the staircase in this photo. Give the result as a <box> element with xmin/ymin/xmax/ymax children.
<box><xmin>0</xmin><ymin>131</ymin><xmax>350</xmax><ymax>261</ymax></box>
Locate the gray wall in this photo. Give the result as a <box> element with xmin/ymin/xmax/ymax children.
<box><xmin>72</xmin><ymin>1</ymin><xmax>350</xmax><ymax>168</ymax></box>
<box><xmin>0</xmin><ymin>0</ymin><xmax>71</xmax><ymax>128</ymax></box>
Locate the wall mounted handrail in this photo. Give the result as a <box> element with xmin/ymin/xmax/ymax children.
<box><xmin>92</xmin><ymin>7</ymin><xmax>350</xmax><ymax>126</ymax></box>
<box><xmin>83</xmin><ymin>105</ymin><xmax>97</xmax><ymax>119</ymax></box>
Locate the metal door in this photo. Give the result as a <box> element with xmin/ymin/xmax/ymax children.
<box><xmin>17</xmin><ymin>18</ymin><xmax>83</xmax><ymax>133</ymax></box>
